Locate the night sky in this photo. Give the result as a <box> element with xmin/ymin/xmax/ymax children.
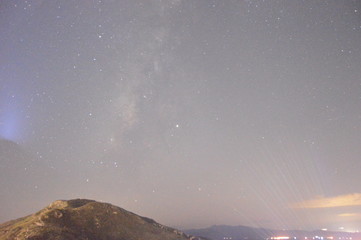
<box><xmin>1</xmin><ymin>0</ymin><xmax>361</xmax><ymax>231</ymax></box>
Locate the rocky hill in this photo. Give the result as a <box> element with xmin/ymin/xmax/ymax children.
<box><xmin>0</xmin><ymin>199</ymin><xmax>203</xmax><ymax>240</ymax></box>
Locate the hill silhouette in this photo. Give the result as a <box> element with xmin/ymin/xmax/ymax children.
<box><xmin>0</xmin><ymin>199</ymin><xmax>204</xmax><ymax>240</ymax></box>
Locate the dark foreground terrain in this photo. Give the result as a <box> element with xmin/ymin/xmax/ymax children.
<box><xmin>0</xmin><ymin>199</ymin><xmax>203</xmax><ymax>240</ymax></box>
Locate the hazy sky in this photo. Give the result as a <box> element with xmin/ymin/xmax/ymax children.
<box><xmin>1</xmin><ymin>0</ymin><xmax>361</xmax><ymax>231</ymax></box>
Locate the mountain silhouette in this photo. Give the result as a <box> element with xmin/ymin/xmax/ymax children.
<box><xmin>0</xmin><ymin>198</ymin><xmax>205</xmax><ymax>240</ymax></box>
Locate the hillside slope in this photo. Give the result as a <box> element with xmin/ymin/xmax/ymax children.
<box><xmin>0</xmin><ymin>199</ymin><xmax>201</xmax><ymax>240</ymax></box>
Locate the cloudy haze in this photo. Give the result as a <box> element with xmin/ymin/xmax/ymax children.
<box><xmin>1</xmin><ymin>0</ymin><xmax>361</xmax><ymax>231</ymax></box>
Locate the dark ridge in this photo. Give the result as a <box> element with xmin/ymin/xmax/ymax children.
<box><xmin>66</xmin><ymin>199</ymin><xmax>96</xmax><ymax>208</ymax></box>
<box><xmin>141</xmin><ymin>216</ymin><xmax>157</xmax><ymax>224</ymax></box>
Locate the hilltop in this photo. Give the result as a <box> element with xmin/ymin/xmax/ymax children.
<box><xmin>0</xmin><ymin>199</ymin><xmax>203</xmax><ymax>240</ymax></box>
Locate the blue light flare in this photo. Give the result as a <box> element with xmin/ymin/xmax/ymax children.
<box><xmin>0</xmin><ymin>107</ymin><xmax>22</xmax><ymax>141</ymax></box>
<box><xmin>0</xmin><ymin>82</ymin><xmax>25</xmax><ymax>142</ymax></box>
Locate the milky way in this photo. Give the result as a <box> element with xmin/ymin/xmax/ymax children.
<box><xmin>1</xmin><ymin>0</ymin><xmax>361</xmax><ymax>231</ymax></box>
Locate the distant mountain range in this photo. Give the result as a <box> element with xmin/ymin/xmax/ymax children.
<box><xmin>185</xmin><ymin>225</ymin><xmax>272</xmax><ymax>240</ymax></box>
<box><xmin>184</xmin><ymin>225</ymin><xmax>361</xmax><ymax>240</ymax></box>
<box><xmin>0</xmin><ymin>199</ymin><xmax>205</xmax><ymax>240</ymax></box>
